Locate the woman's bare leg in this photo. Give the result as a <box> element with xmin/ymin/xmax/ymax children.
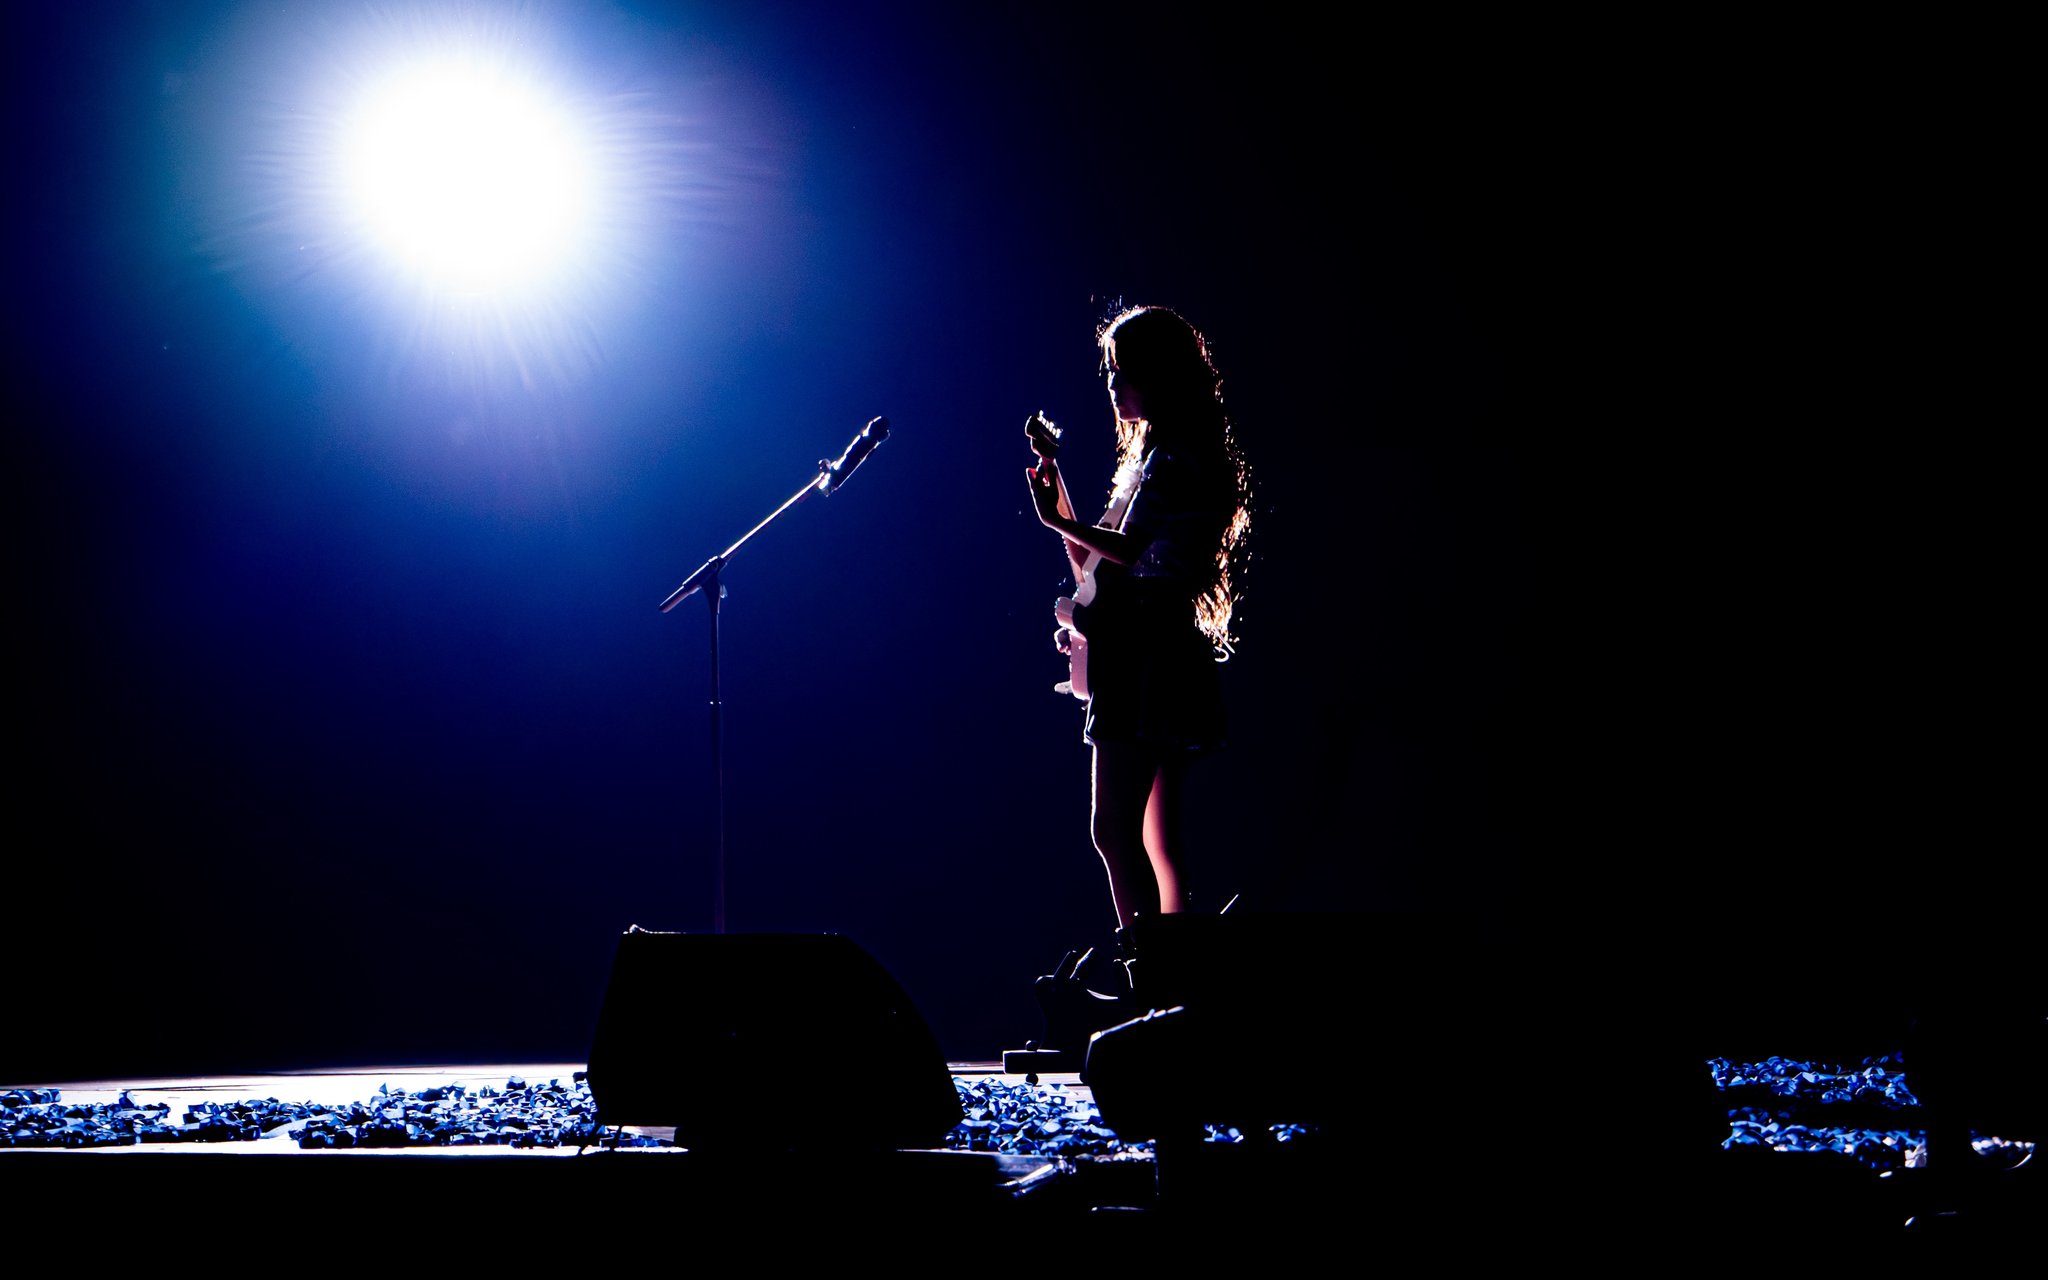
<box><xmin>1143</xmin><ymin>756</ymin><xmax>1189</xmax><ymax>913</ymax></box>
<box><xmin>1091</xmin><ymin>743</ymin><xmax>1163</xmax><ymax>931</ymax></box>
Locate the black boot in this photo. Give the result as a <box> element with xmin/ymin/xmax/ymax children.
<box><xmin>1001</xmin><ymin>942</ymin><xmax>1137</xmax><ymax>1075</ymax></box>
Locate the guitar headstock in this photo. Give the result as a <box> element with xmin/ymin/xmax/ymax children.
<box><xmin>1025</xmin><ymin>411</ymin><xmax>1061</xmax><ymax>471</ymax></box>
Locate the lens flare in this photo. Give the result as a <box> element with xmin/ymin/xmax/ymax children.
<box><xmin>340</xmin><ymin>58</ymin><xmax>594</xmax><ymax>294</ymax></box>
<box><xmin>178</xmin><ymin>4</ymin><xmax>769</xmax><ymax>410</ymax></box>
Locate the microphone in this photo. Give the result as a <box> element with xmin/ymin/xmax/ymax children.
<box><xmin>817</xmin><ymin>416</ymin><xmax>890</xmax><ymax>495</ymax></box>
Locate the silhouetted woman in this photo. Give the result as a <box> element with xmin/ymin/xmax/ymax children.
<box><xmin>1027</xmin><ymin>305</ymin><xmax>1251</xmax><ymax>933</ymax></box>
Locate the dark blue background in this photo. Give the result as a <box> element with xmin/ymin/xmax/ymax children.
<box><xmin>6</xmin><ymin>2</ymin><xmax>1549</xmax><ymax>1076</ymax></box>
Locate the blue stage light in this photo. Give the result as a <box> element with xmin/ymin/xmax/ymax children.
<box><xmin>167</xmin><ymin>4</ymin><xmax>772</xmax><ymax>411</ymax></box>
<box><xmin>338</xmin><ymin>57</ymin><xmax>595</xmax><ymax>296</ymax></box>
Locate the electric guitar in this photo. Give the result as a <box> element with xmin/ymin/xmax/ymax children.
<box><xmin>1026</xmin><ymin>411</ymin><xmax>1138</xmax><ymax>700</ymax></box>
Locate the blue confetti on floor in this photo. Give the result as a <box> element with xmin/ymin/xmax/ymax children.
<box><xmin>1710</xmin><ymin>1053</ymin><xmax>1928</xmax><ymax>1170</ymax></box>
<box><xmin>0</xmin><ymin>1076</ymin><xmax>1192</xmax><ymax>1157</ymax></box>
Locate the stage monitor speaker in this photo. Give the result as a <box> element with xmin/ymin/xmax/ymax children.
<box><xmin>585</xmin><ymin>928</ymin><xmax>962</xmax><ymax>1151</ymax></box>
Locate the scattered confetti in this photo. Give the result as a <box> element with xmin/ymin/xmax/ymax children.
<box><xmin>1710</xmin><ymin>1053</ymin><xmax>1932</xmax><ymax>1171</ymax></box>
<box><xmin>0</xmin><ymin>1074</ymin><xmax>1176</xmax><ymax>1158</ymax></box>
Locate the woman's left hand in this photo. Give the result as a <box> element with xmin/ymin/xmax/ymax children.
<box><xmin>1025</xmin><ymin>466</ymin><xmax>1065</xmax><ymax>530</ymax></box>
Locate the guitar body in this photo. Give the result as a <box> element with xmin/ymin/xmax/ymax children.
<box><xmin>1028</xmin><ymin>412</ymin><xmax>1136</xmax><ymax>701</ymax></box>
<box><xmin>1057</xmin><ymin>555</ymin><xmax>1104</xmax><ymax>700</ymax></box>
<box><xmin>1060</xmin><ymin>635</ymin><xmax>1090</xmax><ymax>699</ymax></box>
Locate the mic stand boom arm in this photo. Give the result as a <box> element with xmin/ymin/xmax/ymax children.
<box><xmin>656</xmin><ymin>417</ymin><xmax>888</xmax><ymax>934</ymax></box>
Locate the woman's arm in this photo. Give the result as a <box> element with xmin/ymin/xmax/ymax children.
<box><xmin>1028</xmin><ymin>457</ymin><xmax>1092</xmax><ymax>578</ymax></box>
<box><xmin>1026</xmin><ymin>467</ymin><xmax>1142</xmax><ymax>565</ymax></box>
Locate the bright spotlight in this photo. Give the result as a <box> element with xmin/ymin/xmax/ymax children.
<box><xmin>188</xmin><ymin>4</ymin><xmax>750</xmax><ymax>404</ymax></box>
<box><xmin>340</xmin><ymin>58</ymin><xmax>594</xmax><ymax>294</ymax></box>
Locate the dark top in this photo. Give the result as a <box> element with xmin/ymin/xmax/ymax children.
<box><xmin>1070</xmin><ymin>446</ymin><xmax>1230</xmax><ymax>753</ymax></box>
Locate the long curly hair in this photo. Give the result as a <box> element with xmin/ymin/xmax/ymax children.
<box><xmin>1097</xmin><ymin>304</ymin><xmax>1253</xmax><ymax>654</ymax></box>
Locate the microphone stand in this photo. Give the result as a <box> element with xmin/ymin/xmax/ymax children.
<box><xmin>658</xmin><ymin>417</ymin><xmax>888</xmax><ymax>934</ymax></box>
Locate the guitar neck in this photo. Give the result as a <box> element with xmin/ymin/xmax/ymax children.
<box><xmin>1054</xmin><ymin>470</ymin><xmax>1089</xmax><ymax>579</ymax></box>
<box><xmin>1049</xmin><ymin>465</ymin><xmax>1077</xmax><ymax>524</ymax></box>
